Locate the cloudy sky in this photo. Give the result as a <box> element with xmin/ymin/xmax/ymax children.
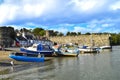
<box><xmin>0</xmin><ymin>0</ymin><xmax>120</xmax><ymax>34</ymax></box>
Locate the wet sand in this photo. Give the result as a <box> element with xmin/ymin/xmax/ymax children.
<box><xmin>0</xmin><ymin>50</ymin><xmax>31</xmax><ymax>66</ymax></box>
<box><xmin>0</xmin><ymin>51</ymin><xmax>12</xmax><ymax>61</ymax></box>
<box><xmin>0</xmin><ymin>50</ymin><xmax>52</xmax><ymax>65</ymax></box>
<box><xmin>0</xmin><ymin>51</ymin><xmax>14</xmax><ymax>73</ymax></box>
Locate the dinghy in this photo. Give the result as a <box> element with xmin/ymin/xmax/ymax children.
<box><xmin>9</xmin><ymin>52</ymin><xmax>45</xmax><ymax>62</ymax></box>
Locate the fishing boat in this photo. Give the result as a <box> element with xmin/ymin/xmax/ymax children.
<box><xmin>20</xmin><ymin>43</ymin><xmax>54</xmax><ymax>56</ymax></box>
<box><xmin>78</xmin><ymin>35</ymin><xmax>100</xmax><ymax>53</ymax></box>
<box><xmin>9</xmin><ymin>52</ymin><xmax>45</xmax><ymax>62</ymax></box>
<box><xmin>78</xmin><ymin>46</ymin><xmax>99</xmax><ymax>53</ymax></box>
<box><xmin>55</xmin><ymin>48</ymin><xmax>80</xmax><ymax>57</ymax></box>
<box><xmin>100</xmin><ymin>46</ymin><xmax>112</xmax><ymax>49</ymax></box>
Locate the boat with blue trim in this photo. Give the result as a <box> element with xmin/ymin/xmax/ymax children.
<box><xmin>9</xmin><ymin>52</ymin><xmax>45</xmax><ymax>62</ymax></box>
<box><xmin>20</xmin><ymin>43</ymin><xmax>54</xmax><ymax>56</ymax></box>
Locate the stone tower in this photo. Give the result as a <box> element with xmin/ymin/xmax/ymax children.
<box><xmin>45</xmin><ymin>30</ymin><xmax>54</xmax><ymax>40</ymax></box>
<box><xmin>0</xmin><ymin>27</ymin><xmax>15</xmax><ymax>47</ymax></box>
<box><xmin>45</xmin><ymin>30</ymin><xmax>49</xmax><ymax>38</ymax></box>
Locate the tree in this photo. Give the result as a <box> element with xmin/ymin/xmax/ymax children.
<box><xmin>77</xmin><ymin>32</ymin><xmax>81</xmax><ymax>35</ymax></box>
<box><xmin>32</xmin><ymin>28</ymin><xmax>45</xmax><ymax>36</ymax></box>
<box><xmin>111</xmin><ymin>33</ymin><xmax>120</xmax><ymax>45</ymax></box>
<box><xmin>85</xmin><ymin>32</ymin><xmax>91</xmax><ymax>35</ymax></box>
<box><xmin>39</xmin><ymin>30</ymin><xmax>45</xmax><ymax>36</ymax></box>
<box><xmin>58</xmin><ymin>32</ymin><xmax>64</xmax><ymax>36</ymax></box>
<box><xmin>66</xmin><ymin>32</ymin><xmax>70</xmax><ymax>36</ymax></box>
<box><xmin>54</xmin><ymin>31</ymin><xmax>59</xmax><ymax>36</ymax></box>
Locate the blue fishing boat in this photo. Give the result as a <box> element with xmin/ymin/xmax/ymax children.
<box><xmin>9</xmin><ymin>52</ymin><xmax>45</xmax><ymax>62</ymax></box>
<box><xmin>20</xmin><ymin>43</ymin><xmax>54</xmax><ymax>56</ymax></box>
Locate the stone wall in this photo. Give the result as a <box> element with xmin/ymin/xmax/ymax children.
<box><xmin>49</xmin><ymin>34</ymin><xmax>111</xmax><ymax>47</ymax></box>
<box><xmin>0</xmin><ymin>27</ymin><xmax>14</xmax><ymax>47</ymax></box>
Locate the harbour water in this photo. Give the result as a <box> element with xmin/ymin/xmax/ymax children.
<box><xmin>0</xmin><ymin>46</ymin><xmax>120</xmax><ymax>80</ymax></box>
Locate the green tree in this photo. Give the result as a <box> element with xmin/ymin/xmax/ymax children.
<box><xmin>66</xmin><ymin>32</ymin><xmax>70</xmax><ymax>36</ymax></box>
<box><xmin>39</xmin><ymin>30</ymin><xmax>45</xmax><ymax>36</ymax></box>
<box><xmin>71</xmin><ymin>32</ymin><xmax>77</xmax><ymax>36</ymax></box>
<box><xmin>77</xmin><ymin>32</ymin><xmax>81</xmax><ymax>35</ymax></box>
<box><xmin>32</xmin><ymin>28</ymin><xmax>45</xmax><ymax>36</ymax></box>
<box><xmin>54</xmin><ymin>31</ymin><xmax>59</xmax><ymax>36</ymax></box>
<box><xmin>110</xmin><ymin>33</ymin><xmax>120</xmax><ymax>45</ymax></box>
<box><xmin>58</xmin><ymin>32</ymin><xmax>64</xmax><ymax>36</ymax></box>
<box><xmin>85</xmin><ymin>32</ymin><xmax>91</xmax><ymax>35</ymax></box>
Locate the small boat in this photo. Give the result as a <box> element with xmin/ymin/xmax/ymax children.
<box><xmin>55</xmin><ymin>48</ymin><xmax>80</xmax><ymax>57</ymax></box>
<box><xmin>100</xmin><ymin>46</ymin><xmax>112</xmax><ymax>49</ymax></box>
<box><xmin>78</xmin><ymin>46</ymin><xmax>99</xmax><ymax>53</ymax></box>
<box><xmin>20</xmin><ymin>43</ymin><xmax>54</xmax><ymax>56</ymax></box>
<box><xmin>9</xmin><ymin>52</ymin><xmax>45</xmax><ymax>62</ymax></box>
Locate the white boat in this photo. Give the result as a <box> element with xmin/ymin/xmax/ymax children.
<box><xmin>100</xmin><ymin>46</ymin><xmax>112</xmax><ymax>49</ymax></box>
<box><xmin>55</xmin><ymin>47</ymin><xmax>80</xmax><ymax>57</ymax></box>
<box><xmin>20</xmin><ymin>43</ymin><xmax>54</xmax><ymax>56</ymax></box>
<box><xmin>78</xmin><ymin>46</ymin><xmax>99</xmax><ymax>53</ymax></box>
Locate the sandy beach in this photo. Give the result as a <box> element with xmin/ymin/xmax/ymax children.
<box><xmin>0</xmin><ymin>47</ymin><xmax>20</xmax><ymax>61</ymax></box>
<box><xmin>0</xmin><ymin>50</ymin><xmax>52</xmax><ymax>65</ymax></box>
<box><xmin>0</xmin><ymin>50</ymin><xmax>34</xmax><ymax>69</ymax></box>
<box><xmin>0</xmin><ymin>51</ymin><xmax>13</xmax><ymax>61</ymax></box>
<box><xmin>0</xmin><ymin>50</ymin><xmax>26</xmax><ymax>64</ymax></box>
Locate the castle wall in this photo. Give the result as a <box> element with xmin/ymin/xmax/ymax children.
<box><xmin>49</xmin><ymin>34</ymin><xmax>111</xmax><ymax>47</ymax></box>
<box><xmin>0</xmin><ymin>27</ymin><xmax>14</xmax><ymax>47</ymax></box>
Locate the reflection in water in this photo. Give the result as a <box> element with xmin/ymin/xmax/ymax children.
<box><xmin>0</xmin><ymin>46</ymin><xmax>120</xmax><ymax>80</ymax></box>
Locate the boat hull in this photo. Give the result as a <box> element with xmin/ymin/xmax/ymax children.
<box><xmin>55</xmin><ymin>49</ymin><xmax>80</xmax><ymax>57</ymax></box>
<box><xmin>9</xmin><ymin>54</ymin><xmax>44</xmax><ymax>62</ymax></box>
<box><xmin>56</xmin><ymin>53</ymin><xmax>79</xmax><ymax>57</ymax></box>
<box><xmin>20</xmin><ymin>48</ymin><xmax>54</xmax><ymax>56</ymax></box>
<box><xmin>79</xmin><ymin>48</ymin><xmax>99</xmax><ymax>53</ymax></box>
<box><xmin>100</xmin><ymin>46</ymin><xmax>112</xmax><ymax>49</ymax></box>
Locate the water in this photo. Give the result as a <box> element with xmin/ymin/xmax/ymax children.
<box><xmin>0</xmin><ymin>46</ymin><xmax>120</xmax><ymax>80</ymax></box>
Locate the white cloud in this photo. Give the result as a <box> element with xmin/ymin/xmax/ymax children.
<box><xmin>0</xmin><ymin>0</ymin><xmax>120</xmax><ymax>33</ymax></box>
<box><xmin>110</xmin><ymin>1</ymin><xmax>120</xmax><ymax>10</ymax></box>
<box><xmin>87</xmin><ymin>24</ymin><xmax>96</xmax><ymax>28</ymax></box>
<box><xmin>73</xmin><ymin>26</ymin><xmax>91</xmax><ymax>33</ymax></box>
<box><xmin>0</xmin><ymin>4</ymin><xmax>19</xmax><ymax>24</ymax></box>
<box><xmin>101</xmin><ymin>23</ymin><xmax>114</xmax><ymax>28</ymax></box>
<box><xmin>0</xmin><ymin>0</ymin><xmax>119</xmax><ymax>25</ymax></box>
<box><xmin>50</xmin><ymin>27</ymin><xmax>69</xmax><ymax>34</ymax></box>
<box><xmin>70</xmin><ymin>0</ymin><xmax>108</xmax><ymax>13</ymax></box>
<box><xmin>0</xmin><ymin>0</ymin><xmax>57</xmax><ymax>24</ymax></box>
<box><xmin>71</xmin><ymin>0</ymin><xmax>97</xmax><ymax>11</ymax></box>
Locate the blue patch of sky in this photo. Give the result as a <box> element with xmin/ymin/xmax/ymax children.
<box><xmin>0</xmin><ymin>0</ymin><xmax>3</xmax><ymax>4</ymax></box>
<box><xmin>77</xmin><ymin>23</ymin><xmax>87</xmax><ymax>27</ymax></box>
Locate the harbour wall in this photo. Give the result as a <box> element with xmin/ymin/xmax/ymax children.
<box><xmin>49</xmin><ymin>34</ymin><xmax>111</xmax><ymax>47</ymax></box>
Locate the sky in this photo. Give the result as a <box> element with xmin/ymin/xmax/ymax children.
<box><xmin>0</xmin><ymin>0</ymin><xmax>120</xmax><ymax>34</ymax></box>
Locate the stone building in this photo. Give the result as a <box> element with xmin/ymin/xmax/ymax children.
<box><xmin>0</xmin><ymin>27</ymin><xmax>15</xmax><ymax>47</ymax></box>
<box><xmin>45</xmin><ymin>30</ymin><xmax>54</xmax><ymax>37</ymax></box>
